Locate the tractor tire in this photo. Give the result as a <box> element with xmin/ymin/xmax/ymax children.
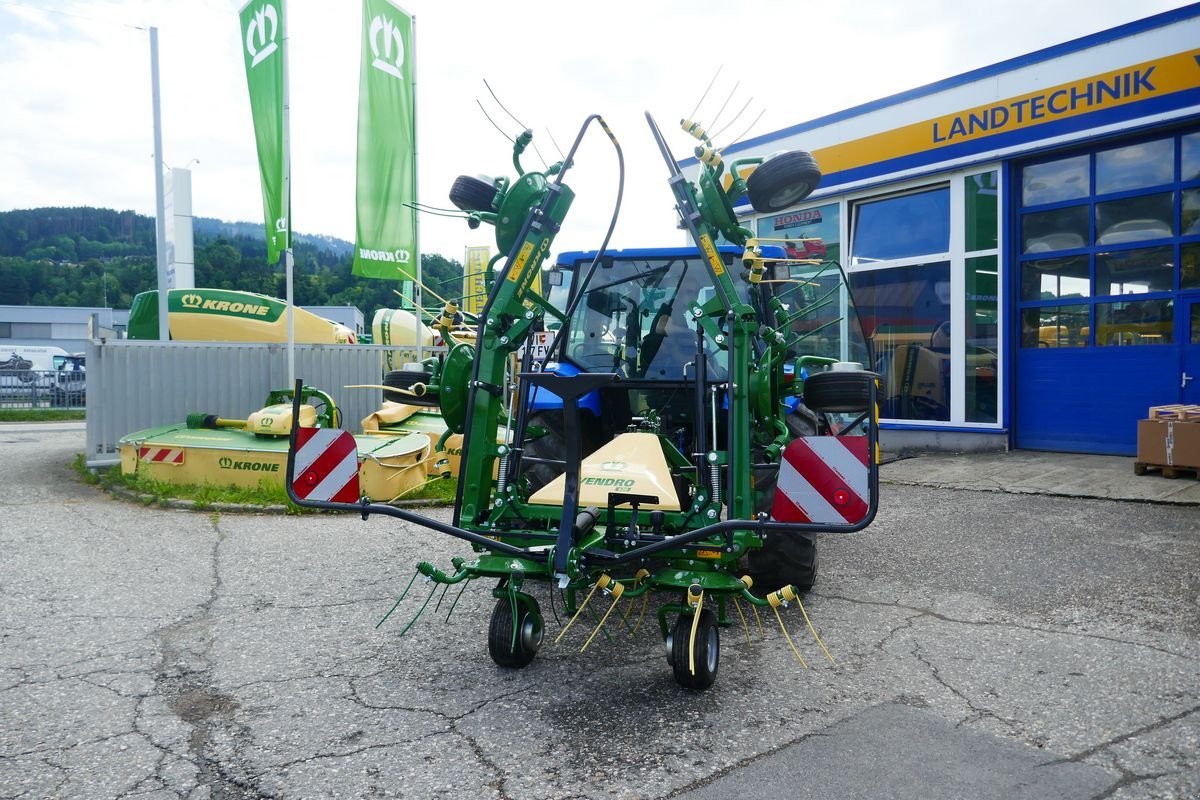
<box><xmin>488</xmin><ymin>593</ymin><xmax>543</xmax><ymax>668</ymax></box>
<box><xmin>802</xmin><ymin>369</ymin><xmax>879</xmax><ymax>413</ymax></box>
<box><xmin>525</xmin><ymin>412</ymin><xmax>600</xmax><ymax>494</ymax></box>
<box><xmin>749</xmin><ymin>411</ymin><xmax>819</xmax><ymax>592</ymax></box>
<box><xmin>382</xmin><ymin>369</ymin><xmax>438</xmax><ymax>407</ymax></box>
<box><xmin>746</xmin><ymin>151</ymin><xmax>821</xmax><ymax>213</ymax></box>
<box><xmin>449</xmin><ymin>174</ymin><xmax>499</xmax><ymax>213</ymax></box>
<box><xmin>668</xmin><ymin>608</ymin><xmax>719</xmax><ymax>691</ymax></box>
<box><xmin>747</xmin><ymin>533</ymin><xmax>818</xmax><ymax>594</ymax></box>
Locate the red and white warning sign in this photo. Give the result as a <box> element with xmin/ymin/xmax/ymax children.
<box><xmin>291</xmin><ymin>428</ymin><xmax>360</xmax><ymax>503</ymax></box>
<box><xmin>139</xmin><ymin>446</ymin><xmax>184</xmax><ymax>465</ymax></box>
<box><xmin>771</xmin><ymin>436</ymin><xmax>870</xmax><ymax>525</ymax></box>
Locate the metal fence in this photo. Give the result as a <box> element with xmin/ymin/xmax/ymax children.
<box><xmin>85</xmin><ymin>340</ymin><xmax>439</xmax><ymax>468</ymax></box>
<box><xmin>1</xmin><ymin>368</ymin><xmax>86</xmax><ymax>409</ymax></box>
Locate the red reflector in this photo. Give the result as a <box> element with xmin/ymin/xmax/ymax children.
<box><xmin>832</xmin><ymin>488</ymin><xmax>850</xmax><ymax>506</ymax></box>
<box><xmin>304</xmin><ymin>472</ymin><xmax>317</xmax><ymax>486</ymax></box>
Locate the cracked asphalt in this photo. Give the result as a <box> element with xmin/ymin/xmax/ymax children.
<box><xmin>2</xmin><ymin>426</ymin><xmax>1198</xmax><ymax>799</ymax></box>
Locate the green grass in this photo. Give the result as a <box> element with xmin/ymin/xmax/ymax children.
<box><xmin>1</xmin><ymin>409</ymin><xmax>85</xmax><ymax>422</ymax></box>
<box><xmin>71</xmin><ymin>453</ymin><xmax>458</xmax><ymax>513</ymax></box>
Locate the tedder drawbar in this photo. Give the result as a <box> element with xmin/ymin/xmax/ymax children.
<box><xmin>285</xmin><ymin>111</ymin><xmax>881</xmax><ymax>690</ymax></box>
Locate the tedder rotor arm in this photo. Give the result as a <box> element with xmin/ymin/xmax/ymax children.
<box><xmin>453</xmin><ymin>116</ymin><xmax>624</xmax><ymax>537</ymax></box>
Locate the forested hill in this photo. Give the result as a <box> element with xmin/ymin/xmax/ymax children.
<box><xmin>0</xmin><ymin>206</ymin><xmax>462</xmax><ymax>320</ymax></box>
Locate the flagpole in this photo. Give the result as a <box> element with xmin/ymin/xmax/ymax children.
<box><xmin>282</xmin><ymin>0</ymin><xmax>294</xmax><ymax>387</ymax></box>
<box><xmin>411</xmin><ymin>12</ymin><xmax>421</xmax><ymax>366</ymax></box>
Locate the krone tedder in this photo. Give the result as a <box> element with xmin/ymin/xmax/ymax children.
<box><xmin>286</xmin><ymin>112</ymin><xmax>880</xmax><ymax>690</ymax></box>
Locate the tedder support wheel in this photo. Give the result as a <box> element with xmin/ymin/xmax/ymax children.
<box><xmin>668</xmin><ymin>608</ymin><xmax>719</xmax><ymax>690</ymax></box>
<box><xmin>488</xmin><ymin>593</ymin><xmax>543</xmax><ymax>668</ymax></box>
<box><xmin>802</xmin><ymin>369</ymin><xmax>879</xmax><ymax>413</ymax></box>
<box><xmin>449</xmin><ymin>174</ymin><xmax>499</xmax><ymax>213</ymax></box>
<box><xmin>745</xmin><ymin>150</ymin><xmax>822</xmax><ymax>213</ymax></box>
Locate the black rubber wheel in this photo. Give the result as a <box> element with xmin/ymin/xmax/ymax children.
<box><xmin>668</xmin><ymin>608</ymin><xmax>719</xmax><ymax>691</ymax></box>
<box><xmin>802</xmin><ymin>369</ymin><xmax>879</xmax><ymax>413</ymax></box>
<box><xmin>749</xmin><ymin>412</ymin><xmax>820</xmax><ymax>592</ymax></box>
<box><xmin>748</xmin><ymin>533</ymin><xmax>818</xmax><ymax>593</ymax></box>
<box><xmin>449</xmin><ymin>174</ymin><xmax>499</xmax><ymax>213</ymax></box>
<box><xmin>746</xmin><ymin>151</ymin><xmax>822</xmax><ymax>213</ymax></box>
<box><xmin>488</xmin><ymin>593</ymin><xmax>543</xmax><ymax>668</ymax></box>
<box><xmin>382</xmin><ymin>369</ymin><xmax>438</xmax><ymax>407</ymax></box>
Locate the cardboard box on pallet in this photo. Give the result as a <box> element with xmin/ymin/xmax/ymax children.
<box><xmin>1137</xmin><ymin>406</ymin><xmax>1200</xmax><ymax>468</ymax></box>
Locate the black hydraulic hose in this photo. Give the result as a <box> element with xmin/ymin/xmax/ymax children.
<box><xmin>543</xmin><ymin>116</ymin><xmax>625</xmax><ymax>366</ymax></box>
<box><xmin>454</xmin><ymin>114</ymin><xmax>622</xmax><ymax>526</ymax></box>
<box><xmin>282</xmin><ymin>379</ymin><xmax>546</xmax><ymax>562</ymax></box>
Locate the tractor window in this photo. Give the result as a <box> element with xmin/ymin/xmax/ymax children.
<box><xmin>565</xmin><ymin>257</ymin><xmax>721</xmax><ymax>379</ymax></box>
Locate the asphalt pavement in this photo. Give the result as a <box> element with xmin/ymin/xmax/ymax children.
<box><xmin>1</xmin><ymin>425</ymin><xmax>1198</xmax><ymax>799</ymax></box>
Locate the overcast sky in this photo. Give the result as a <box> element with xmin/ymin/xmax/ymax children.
<box><xmin>0</xmin><ymin>0</ymin><xmax>1191</xmax><ymax>267</ymax></box>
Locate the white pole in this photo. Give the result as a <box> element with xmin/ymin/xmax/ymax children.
<box><xmin>150</xmin><ymin>26</ymin><xmax>170</xmax><ymax>342</ymax></box>
<box><xmin>282</xmin><ymin>0</ymin><xmax>294</xmax><ymax>386</ymax></box>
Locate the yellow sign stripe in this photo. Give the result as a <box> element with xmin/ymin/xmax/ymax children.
<box><xmin>814</xmin><ymin>48</ymin><xmax>1200</xmax><ymax>176</ymax></box>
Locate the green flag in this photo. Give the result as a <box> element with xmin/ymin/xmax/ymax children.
<box><xmin>353</xmin><ymin>0</ymin><xmax>417</xmax><ymax>280</ymax></box>
<box><xmin>239</xmin><ymin>0</ymin><xmax>290</xmax><ymax>264</ymax></box>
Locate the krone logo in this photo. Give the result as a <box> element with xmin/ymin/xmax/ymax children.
<box><xmin>599</xmin><ymin>460</ymin><xmax>628</xmax><ymax>472</ymax></box>
<box><xmin>369</xmin><ymin>14</ymin><xmax>405</xmax><ymax>79</ymax></box>
<box><xmin>244</xmin><ymin>4</ymin><xmax>279</xmax><ymax>69</ymax></box>
<box><xmin>219</xmin><ymin>457</ymin><xmax>233</xmax><ymax>469</ymax></box>
<box><xmin>180</xmin><ymin>293</ymin><xmax>203</xmax><ymax>309</ymax></box>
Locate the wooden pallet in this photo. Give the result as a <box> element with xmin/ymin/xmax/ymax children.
<box><xmin>1147</xmin><ymin>404</ymin><xmax>1200</xmax><ymax>420</ymax></box>
<box><xmin>1134</xmin><ymin>462</ymin><xmax>1200</xmax><ymax>479</ymax></box>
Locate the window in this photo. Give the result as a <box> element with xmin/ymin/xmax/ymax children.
<box><xmin>1096</xmin><ymin>139</ymin><xmax>1173</xmax><ymax>194</ymax></box>
<box><xmin>1018</xmin><ymin>129</ymin><xmax>1199</xmax><ymax>350</ymax></box>
<box><xmin>841</xmin><ymin>171</ymin><xmax>1000</xmax><ymax>426</ymax></box>
<box><xmin>1022</xmin><ymin>255</ymin><xmax>1090</xmax><ymax>301</ymax></box>
<box><xmin>966</xmin><ymin>173</ymin><xmax>999</xmax><ymax>251</ymax></box>
<box><xmin>1095</xmin><ymin>299</ymin><xmax>1173</xmax><ymax>346</ymax></box>
<box><xmin>0</xmin><ymin>323</ymin><xmax>10</xmax><ymax>338</ymax></box>
<box><xmin>965</xmin><ymin>255</ymin><xmax>998</xmax><ymax>422</ymax></box>
<box><xmin>851</xmin><ymin>187</ymin><xmax>950</xmax><ymax>263</ymax></box>
<box><xmin>850</xmin><ymin>262</ymin><xmax>952</xmax><ymax>421</ymax></box>
<box><xmin>1022</xmin><ymin>155</ymin><xmax>1088</xmax><ymax>205</ymax></box>
<box><xmin>757</xmin><ymin>203</ymin><xmax>841</xmax><ymax>264</ymax></box>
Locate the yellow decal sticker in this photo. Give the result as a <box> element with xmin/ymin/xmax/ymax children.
<box><xmin>699</xmin><ymin>234</ymin><xmax>725</xmax><ymax>277</ymax></box>
<box><xmin>508</xmin><ymin>242</ymin><xmax>535</xmax><ymax>282</ymax></box>
<box><xmin>695</xmin><ymin>549</ymin><xmax>722</xmax><ymax>559</ymax></box>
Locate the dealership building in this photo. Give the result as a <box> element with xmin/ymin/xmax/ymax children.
<box><xmin>686</xmin><ymin>5</ymin><xmax>1199</xmax><ymax>455</ymax></box>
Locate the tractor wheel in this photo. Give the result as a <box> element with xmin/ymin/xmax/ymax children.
<box><xmin>382</xmin><ymin>369</ymin><xmax>438</xmax><ymax>407</ymax></box>
<box><xmin>449</xmin><ymin>174</ymin><xmax>499</xmax><ymax>213</ymax></box>
<box><xmin>488</xmin><ymin>593</ymin><xmax>543</xmax><ymax>668</ymax></box>
<box><xmin>750</xmin><ymin>412</ymin><xmax>819</xmax><ymax>592</ymax></box>
<box><xmin>746</xmin><ymin>151</ymin><xmax>821</xmax><ymax>214</ymax></box>
<box><xmin>802</xmin><ymin>369</ymin><xmax>879</xmax><ymax>413</ymax></box>
<box><xmin>747</xmin><ymin>533</ymin><xmax>818</xmax><ymax>594</ymax></box>
<box><xmin>521</xmin><ymin>411</ymin><xmax>567</xmax><ymax>493</ymax></box>
<box><xmin>668</xmin><ymin>608</ymin><xmax>719</xmax><ymax>691</ymax></box>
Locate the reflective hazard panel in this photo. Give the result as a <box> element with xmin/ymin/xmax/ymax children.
<box><xmin>771</xmin><ymin>436</ymin><xmax>870</xmax><ymax>525</ymax></box>
<box><xmin>291</xmin><ymin>428</ymin><xmax>360</xmax><ymax>503</ymax></box>
<box><xmin>139</xmin><ymin>446</ymin><xmax>184</xmax><ymax>465</ymax></box>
